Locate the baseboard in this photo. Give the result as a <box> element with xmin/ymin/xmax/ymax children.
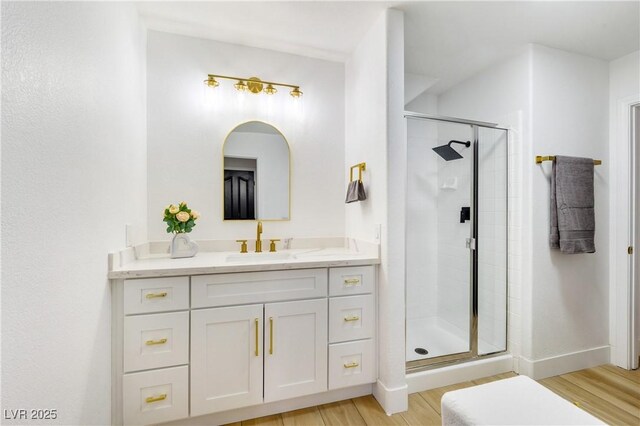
<box><xmin>518</xmin><ymin>345</ymin><xmax>610</xmax><ymax>380</ymax></box>
<box><xmin>161</xmin><ymin>384</ymin><xmax>373</xmax><ymax>425</ymax></box>
<box><xmin>406</xmin><ymin>354</ymin><xmax>514</xmax><ymax>393</ymax></box>
<box><xmin>373</xmin><ymin>380</ymin><xmax>408</xmax><ymax>415</ymax></box>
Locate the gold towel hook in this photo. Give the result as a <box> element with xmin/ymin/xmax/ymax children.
<box><xmin>349</xmin><ymin>162</ymin><xmax>367</xmax><ymax>182</ymax></box>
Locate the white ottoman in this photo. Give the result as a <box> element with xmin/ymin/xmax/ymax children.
<box><xmin>441</xmin><ymin>375</ymin><xmax>606</xmax><ymax>425</ymax></box>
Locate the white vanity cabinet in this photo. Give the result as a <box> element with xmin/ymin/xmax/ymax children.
<box><xmin>190</xmin><ymin>269</ymin><xmax>329</xmax><ymax>415</ymax></box>
<box><xmin>190</xmin><ymin>304</ymin><xmax>264</xmax><ymax>416</ymax></box>
<box><xmin>112</xmin><ymin>265</ymin><xmax>376</xmax><ymax>425</ymax></box>
<box><xmin>263</xmin><ymin>298</ymin><xmax>328</xmax><ymax>402</ymax></box>
<box><xmin>117</xmin><ymin>277</ymin><xmax>191</xmax><ymax>425</ymax></box>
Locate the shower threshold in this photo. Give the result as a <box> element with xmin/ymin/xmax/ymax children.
<box><xmin>406</xmin><ymin>318</ymin><xmax>504</xmax><ymax>366</ymax></box>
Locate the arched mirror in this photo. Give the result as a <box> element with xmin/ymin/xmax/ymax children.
<box><xmin>223</xmin><ymin>121</ymin><xmax>290</xmax><ymax>220</ymax></box>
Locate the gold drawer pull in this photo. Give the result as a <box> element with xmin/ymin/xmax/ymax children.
<box><xmin>145</xmin><ymin>338</ymin><xmax>167</xmax><ymax>346</ymax></box>
<box><xmin>344</xmin><ymin>278</ymin><xmax>360</xmax><ymax>286</ymax></box>
<box><xmin>344</xmin><ymin>315</ymin><xmax>360</xmax><ymax>322</ymax></box>
<box><xmin>344</xmin><ymin>362</ymin><xmax>359</xmax><ymax>368</ymax></box>
<box><xmin>145</xmin><ymin>393</ymin><xmax>167</xmax><ymax>404</ymax></box>
<box><xmin>145</xmin><ymin>292</ymin><xmax>167</xmax><ymax>299</ymax></box>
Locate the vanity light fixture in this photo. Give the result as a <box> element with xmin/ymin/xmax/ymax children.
<box><xmin>233</xmin><ymin>80</ymin><xmax>248</xmax><ymax>92</ymax></box>
<box><xmin>204</xmin><ymin>74</ymin><xmax>302</xmax><ymax>98</ymax></box>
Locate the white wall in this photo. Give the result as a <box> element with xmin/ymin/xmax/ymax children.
<box><xmin>147</xmin><ymin>31</ymin><xmax>345</xmax><ymax>241</ymax></box>
<box><xmin>345</xmin><ymin>8</ymin><xmax>407</xmax><ymax>414</ymax></box>
<box><xmin>529</xmin><ymin>45</ymin><xmax>610</xmax><ymax>369</ymax></box>
<box><xmin>344</xmin><ymin>21</ymin><xmax>387</xmax><ymax>244</ymax></box>
<box><xmin>1</xmin><ymin>2</ymin><xmax>147</xmax><ymax>424</ymax></box>
<box><xmin>436</xmin><ymin>45</ymin><xmax>611</xmax><ymax>377</ymax></box>
<box><xmin>608</xmin><ymin>50</ymin><xmax>640</xmax><ymax>368</ymax></box>
<box><xmin>224</xmin><ymin>131</ymin><xmax>289</xmax><ymax>219</ymax></box>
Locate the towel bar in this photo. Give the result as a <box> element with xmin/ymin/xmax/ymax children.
<box><xmin>349</xmin><ymin>162</ymin><xmax>366</xmax><ymax>182</ymax></box>
<box><xmin>536</xmin><ymin>155</ymin><xmax>601</xmax><ymax>165</ymax></box>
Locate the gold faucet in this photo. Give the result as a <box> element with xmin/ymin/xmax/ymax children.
<box><xmin>255</xmin><ymin>221</ymin><xmax>263</xmax><ymax>253</ymax></box>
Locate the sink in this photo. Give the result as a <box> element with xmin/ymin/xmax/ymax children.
<box><xmin>292</xmin><ymin>248</ymin><xmax>356</xmax><ymax>259</ymax></box>
<box><xmin>226</xmin><ymin>252</ymin><xmax>294</xmax><ymax>263</ymax></box>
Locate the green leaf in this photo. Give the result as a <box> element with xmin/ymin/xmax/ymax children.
<box><xmin>166</xmin><ymin>226</ymin><xmax>172</xmax><ymax>233</ymax></box>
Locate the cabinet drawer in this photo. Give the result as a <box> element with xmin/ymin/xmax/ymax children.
<box><xmin>328</xmin><ymin>340</ymin><xmax>375</xmax><ymax>390</ymax></box>
<box><xmin>191</xmin><ymin>269</ymin><xmax>327</xmax><ymax>308</ymax></box>
<box><xmin>124</xmin><ymin>277</ymin><xmax>189</xmax><ymax>315</ymax></box>
<box><xmin>329</xmin><ymin>266</ymin><xmax>374</xmax><ymax>296</ymax></box>
<box><xmin>124</xmin><ymin>312</ymin><xmax>189</xmax><ymax>373</ymax></box>
<box><xmin>123</xmin><ymin>365</ymin><xmax>188</xmax><ymax>425</ymax></box>
<box><xmin>329</xmin><ymin>295</ymin><xmax>374</xmax><ymax>343</ymax></box>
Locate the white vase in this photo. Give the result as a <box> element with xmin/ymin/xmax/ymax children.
<box><xmin>170</xmin><ymin>233</ymin><xmax>199</xmax><ymax>259</ymax></box>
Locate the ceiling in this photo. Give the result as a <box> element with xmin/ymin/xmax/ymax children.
<box><xmin>136</xmin><ymin>1</ymin><xmax>391</xmax><ymax>62</ymax></box>
<box><xmin>136</xmin><ymin>1</ymin><xmax>639</xmax><ymax>94</ymax></box>
<box><xmin>401</xmin><ymin>1</ymin><xmax>640</xmax><ymax>94</ymax></box>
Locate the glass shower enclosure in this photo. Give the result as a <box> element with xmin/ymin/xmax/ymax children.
<box><xmin>405</xmin><ymin>112</ymin><xmax>508</xmax><ymax>371</ymax></box>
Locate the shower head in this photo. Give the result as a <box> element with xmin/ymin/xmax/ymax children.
<box><xmin>432</xmin><ymin>140</ymin><xmax>471</xmax><ymax>161</ymax></box>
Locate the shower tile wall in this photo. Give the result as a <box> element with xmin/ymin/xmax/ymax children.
<box><xmin>477</xmin><ymin>127</ymin><xmax>508</xmax><ymax>354</ymax></box>
<box><xmin>406</xmin><ymin>119</ymin><xmax>439</xmax><ymax>324</ymax></box>
<box><xmin>435</xmin><ymin>124</ymin><xmax>472</xmax><ymax>343</ymax></box>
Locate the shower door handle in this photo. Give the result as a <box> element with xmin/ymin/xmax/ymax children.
<box><xmin>466</xmin><ymin>238</ymin><xmax>476</xmax><ymax>250</ymax></box>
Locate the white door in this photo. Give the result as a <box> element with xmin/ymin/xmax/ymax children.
<box><xmin>191</xmin><ymin>304</ymin><xmax>263</xmax><ymax>416</ymax></box>
<box><xmin>264</xmin><ymin>298</ymin><xmax>328</xmax><ymax>402</ymax></box>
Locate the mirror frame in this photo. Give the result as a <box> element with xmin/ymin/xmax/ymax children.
<box><xmin>221</xmin><ymin>120</ymin><xmax>292</xmax><ymax>222</ymax></box>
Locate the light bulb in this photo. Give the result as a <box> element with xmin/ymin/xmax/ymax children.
<box><xmin>205</xmin><ymin>77</ymin><xmax>219</xmax><ymax>88</ymax></box>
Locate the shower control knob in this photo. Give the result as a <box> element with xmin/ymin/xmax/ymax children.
<box><xmin>460</xmin><ymin>206</ymin><xmax>471</xmax><ymax>223</ymax></box>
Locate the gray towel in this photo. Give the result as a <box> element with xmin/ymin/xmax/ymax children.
<box><xmin>549</xmin><ymin>155</ymin><xmax>595</xmax><ymax>253</ymax></box>
<box><xmin>345</xmin><ymin>180</ymin><xmax>367</xmax><ymax>203</ymax></box>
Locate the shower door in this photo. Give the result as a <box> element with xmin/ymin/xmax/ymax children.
<box><xmin>406</xmin><ymin>118</ymin><xmax>475</xmax><ymax>367</ymax></box>
<box><xmin>405</xmin><ymin>113</ymin><xmax>508</xmax><ymax>371</ymax></box>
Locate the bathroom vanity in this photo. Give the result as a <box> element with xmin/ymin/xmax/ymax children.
<box><xmin>108</xmin><ymin>240</ymin><xmax>379</xmax><ymax>425</ymax></box>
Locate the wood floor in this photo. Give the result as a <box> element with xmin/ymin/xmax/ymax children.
<box><xmin>229</xmin><ymin>364</ymin><xmax>639</xmax><ymax>426</ymax></box>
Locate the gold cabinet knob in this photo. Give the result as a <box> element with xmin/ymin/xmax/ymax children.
<box><xmin>344</xmin><ymin>361</ymin><xmax>359</xmax><ymax>368</ymax></box>
<box><xmin>236</xmin><ymin>240</ymin><xmax>248</xmax><ymax>253</ymax></box>
<box><xmin>269</xmin><ymin>239</ymin><xmax>281</xmax><ymax>252</ymax></box>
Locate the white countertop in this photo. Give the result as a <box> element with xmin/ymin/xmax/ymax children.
<box><xmin>108</xmin><ymin>238</ymin><xmax>380</xmax><ymax>279</ymax></box>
